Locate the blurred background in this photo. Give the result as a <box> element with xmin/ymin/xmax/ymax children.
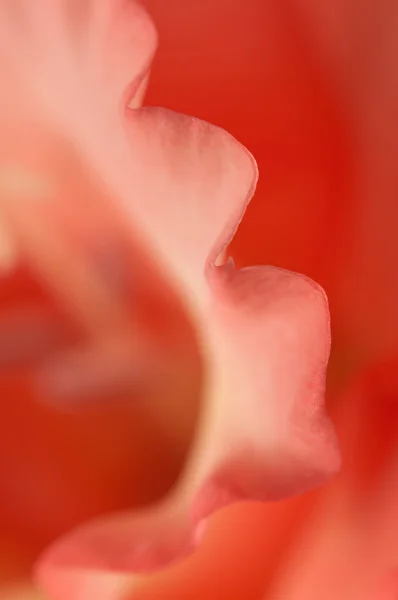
<box><xmin>1</xmin><ymin>1</ymin><xmax>398</xmax><ymax>598</ymax></box>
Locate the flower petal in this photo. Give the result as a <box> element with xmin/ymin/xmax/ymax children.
<box><xmin>0</xmin><ymin>0</ymin><xmax>157</xmax><ymax>281</ymax></box>
<box><xmin>36</xmin><ymin>108</ymin><xmax>339</xmax><ymax>592</ymax></box>
<box><xmin>0</xmin><ymin>0</ymin><xmax>157</xmax><ymax>112</ymax></box>
<box><xmin>122</xmin><ymin>107</ymin><xmax>257</xmax><ymax>298</ymax></box>
<box><xmin>0</xmin><ymin>1</ymin><xmax>339</xmax><ymax>592</ymax></box>
<box><xmin>267</xmin><ymin>361</ymin><xmax>398</xmax><ymax>600</ymax></box>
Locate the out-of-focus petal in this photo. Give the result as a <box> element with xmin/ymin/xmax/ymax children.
<box><xmin>39</xmin><ymin>500</ymin><xmax>311</xmax><ymax>600</ymax></box>
<box><xmin>142</xmin><ymin>0</ymin><xmax>348</xmax><ymax>283</ymax></box>
<box><xmin>122</xmin><ymin>108</ymin><xmax>257</xmax><ymax>295</ymax></box>
<box><xmin>265</xmin><ymin>361</ymin><xmax>398</xmax><ymax>600</ymax></box>
<box><xmin>0</xmin><ymin>584</ymin><xmax>43</xmax><ymax>600</ymax></box>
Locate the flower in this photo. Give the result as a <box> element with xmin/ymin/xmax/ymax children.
<box><xmin>2</xmin><ymin>0</ymin><xmax>397</xmax><ymax>599</ymax></box>
<box><xmin>0</xmin><ymin>1</ymin><xmax>340</xmax><ymax>599</ymax></box>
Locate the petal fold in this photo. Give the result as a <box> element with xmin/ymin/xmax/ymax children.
<box><xmin>0</xmin><ymin>0</ymin><xmax>157</xmax><ymax>125</ymax></box>
<box><xmin>122</xmin><ymin>107</ymin><xmax>257</xmax><ymax>298</ymax></box>
<box><xmin>37</xmin><ymin>266</ymin><xmax>339</xmax><ymax>585</ymax></box>
<box><xmin>0</xmin><ymin>2</ymin><xmax>340</xmax><ymax>593</ymax></box>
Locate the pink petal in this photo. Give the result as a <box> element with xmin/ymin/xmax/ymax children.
<box><xmin>0</xmin><ymin>0</ymin><xmax>157</xmax><ymax>110</ymax></box>
<box><xmin>266</xmin><ymin>361</ymin><xmax>398</xmax><ymax>600</ymax></box>
<box><xmin>122</xmin><ymin>108</ymin><xmax>257</xmax><ymax>295</ymax></box>
<box><xmin>0</xmin><ymin>0</ymin><xmax>339</xmax><ymax>592</ymax></box>
<box><xmin>0</xmin><ymin>0</ymin><xmax>157</xmax><ymax>282</ymax></box>
<box><xmin>36</xmin><ymin>107</ymin><xmax>339</xmax><ymax>591</ymax></box>
<box><xmin>193</xmin><ymin>266</ymin><xmax>339</xmax><ymax>516</ymax></box>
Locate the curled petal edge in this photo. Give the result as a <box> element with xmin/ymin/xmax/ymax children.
<box><xmin>0</xmin><ymin>0</ymin><xmax>340</xmax><ymax>590</ymax></box>
<box><xmin>36</xmin><ymin>114</ymin><xmax>340</xmax><ymax>591</ymax></box>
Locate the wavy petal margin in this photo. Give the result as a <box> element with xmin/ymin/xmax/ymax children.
<box><xmin>35</xmin><ymin>110</ymin><xmax>339</xmax><ymax>595</ymax></box>
<box><xmin>0</xmin><ymin>1</ymin><xmax>339</xmax><ymax>597</ymax></box>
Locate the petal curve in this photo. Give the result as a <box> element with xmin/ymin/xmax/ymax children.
<box><xmin>0</xmin><ymin>2</ymin><xmax>340</xmax><ymax>592</ymax></box>
<box><xmin>36</xmin><ymin>106</ymin><xmax>339</xmax><ymax>587</ymax></box>
<box><xmin>122</xmin><ymin>107</ymin><xmax>257</xmax><ymax>298</ymax></box>
<box><xmin>192</xmin><ymin>265</ymin><xmax>339</xmax><ymax>520</ymax></box>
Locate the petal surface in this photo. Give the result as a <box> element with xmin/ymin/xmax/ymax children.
<box><xmin>266</xmin><ymin>361</ymin><xmax>398</xmax><ymax>600</ymax></box>
<box><xmin>0</xmin><ymin>0</ymin><xmax>339</xmax><ymax>594</ymax></box>
<box><xmin>0</xmin><ymin>0</ymin><xmax>157</xmax><ymax>111</ymax></box>
<box><xmin>123</xmin><ymin>108</ymin><xmax>257</xmax><ymax>295</ymax></box>
<box><xmin>37</xmin><ymin>108</ymin><xmax>339</xmax><ymax>592</ymax></box>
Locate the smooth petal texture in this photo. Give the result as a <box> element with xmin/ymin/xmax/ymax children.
<box><xmin>120</xmin><ymin>108</ymin><xmax>339</xmax><ymax>503</ymax></box>
<box><xmin>0</xmin><ymin>0</ymin><xmax>157</xmax><ymax>303</ymax></box>
<box><xmin>0</xmin><ymin>0</ymin><xmax>157</xmax><ymax>111</ymax></box>
<box><xmin>37</xmin><ymin>500</ymin><xmax>310</xmax><ymax>600</ymax></box>
<box><xmin>0</xmin><ymin>583</ymin><xmax>45</xmax><ymax>600</ymax></box>
<box><xmin>282</xmin><ymin>0</ymin><xmax>398</xmax><ymax>366</ymax></box>
<box><xmin>123</xmin><ymin>108</ymin><xmax>257</xmax><ymax>295</ymax></box>
<box><xmin>193</xmin><ymin>266</ymin><xmax>338</xmax><ymax>514</ymax></box>
<box><xmin>37</xmin><ymin>107</ymin><xmax>339</xmax><ymax>593</ymax></box>
<box><xmin>0</xmin><ymin>0</ymin><xmax>198</xmax><ymax>583</ymax></box>
<box><xmin>0</xmin><ymin>0</ymin><xmax>339</xmax><ymax>595</ymax></box>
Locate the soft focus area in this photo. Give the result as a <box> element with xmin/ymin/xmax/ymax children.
<box><xmin>1</xmin><ymin>1</ymin><xmax>398</xmax><ymax>599</ymax></box>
